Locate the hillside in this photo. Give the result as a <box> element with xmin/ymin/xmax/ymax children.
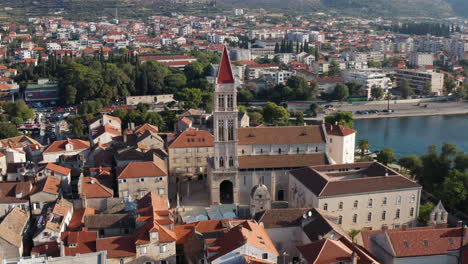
<box><xmin>220</xmin><ymin>0</ymin><xmax>457</xmax><ymax>18</ymax></box>
<box><xmin>0</xmin><ymin>0</ymin><xmax>466</xmax><ymax>22</ymax></box>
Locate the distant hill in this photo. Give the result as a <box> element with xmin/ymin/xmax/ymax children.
<box><xmin>0</xmin><ymin>0</ymin><xmax>466</xmax><ymax>22</ymax></box>
<box><xmin>220</xmin><ymin>0</ymin><xmax>465</xmax><ymax>18</ymax></box>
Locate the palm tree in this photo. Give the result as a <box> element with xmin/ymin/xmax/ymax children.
<box><xmin>358</xmin><ymin>139</ymin><xmax>369</xmax><ymax>158</ymax></box>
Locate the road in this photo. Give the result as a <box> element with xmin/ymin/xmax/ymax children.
<box><xmin>326</xmin><ymin>101</ymin><xmax>468</xmax><ymax>119</ymax></box>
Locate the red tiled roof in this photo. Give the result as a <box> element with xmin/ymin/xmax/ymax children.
<box><xmin>43</xmin><ymin>139</ymin><xmax>90</xmax><ymax>153</ymax></box>
<box><xmin>44</xmin><ymin>163</ymin><xmax>71</xmax><ymax>175</ymax></box>
<box><xmin>134</xmin><ymin>123</ymin><xmax>159</xmax><ymax>136</ymax></box>
<box><xmin>61</xmin><ymin>231</ymin><xmax>98</xmax><ymax>256</ymax></box>
<box><xmin>80</xmin><ymin>177</ymin><xmax>113</xmax><ymax>198</ymax></box>
<box><xmin>325</xmin><ymin>123</ymin><xmax>356</xmax><ymax>136</ymax></box>
<box><xmin>208</xmin><ymin>221</ymin><xmax>278</xmax><ymax>262</ymax></box>
<box><xmin>68</xmin><ymin>208</ymin><xmax>96</xmax><ymax>231</ymax></box>
<box><xmin>174</xmin><ymin>223</ymin><xmax>197</xmax><ymax>245</ymax></box>
<box><xmin>216</xmin><ymin>46</ymin><xmax>235</xmax><ymax>84</ymax></box>
<box><xmin>96</xmin><ymin>236</ymin><xmax>136</xmax><ymax>258</ymax></box>
<box><xmin>168</xmin><ymin>128</ymin><xmax>214</xmax><ymax>148</ymax></box>
<box><xmin>32</xmin><ymin>176</ymin><xmax>60</xmax><ymax>195</ymax></box>
<box><xmin>297</xmin><ymin>239</ymin><xmax>353</xmax><ymax>263</ymax></box>
<box><xmin>117</xmin><ymin>161</ymin><xmax>167</xmax><ymax>179</ymax></box>
<box><xmin>238</xmin><ymin>126</ymin><xmax>326</xmax><ymax>145</ymax></box>
<box><xmin>385</xmin><ymin>227</ymin><xmax>466</xmax><ymax>257</ymax></box>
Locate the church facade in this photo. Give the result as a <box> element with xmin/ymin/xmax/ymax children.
<box><xmin>208</xmin><ymin>46</ymin><xmax>356</xmax><ymax>206</ymax></box>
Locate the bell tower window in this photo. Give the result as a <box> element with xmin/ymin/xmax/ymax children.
<box><xmin>218</xmin><ymin>95</ymin><xmax>225</xmax><ymax>109</ymax></box>
<box><xmin>227</xmin><ymin>94</ymin><xmax>233</xmax><ymax>109</ymax></box>
<box><xmin>219</xmin><ymin>157</ymin><xmax>225</xmax><ymax>168</ymax></box>
<box><xmin>229</xmin><ymin>156</ymin><xmax>234</xmax><ymax>167</ymax></box>
<box><xmin>218</xmin><ymin>120</ymin><xmax>224</xmax><ymax>141</ymax></box>
<box><xmin>228</xmin><ymin>120</ymin><xmax>234</xmax><ymax>141</ymax></box>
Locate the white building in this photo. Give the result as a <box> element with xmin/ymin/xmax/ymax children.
<box><xmin>395</xmin><ymin>69</ymin><xmax>444</xmax><ymax>96</ymax></box>
<box><xmin>409</xmin><ymin>53</ymin><xmax>434</xmax><ymax>67</ymax></box>
<box><xmin>343</xmin><ymin>69</ymin><xmax>393</xmax><ymax>98</ymax></box>
<box><xmin>289</xmin><ymin>162</ymin><xmax>422</xmax><ymax>231</ymax></box>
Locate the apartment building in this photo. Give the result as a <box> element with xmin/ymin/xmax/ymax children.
<box><xmin>289</xmin><ymin>162</ymin><xmax>422</xmax><ymax>231</ymax></box>
<box><xmin>395</xmin><ymin>69</ymin><xmax>444</xmax><ymax>95</ymax></box>
<box><xmin>343</xmin><ymin>69</ymin><xmax>393</xmax><ymax>98</ymax></box>
<box><xmin>408</xmin><ymin>53</ymin><xmax>434</xmax><ymax>67</ymax></box>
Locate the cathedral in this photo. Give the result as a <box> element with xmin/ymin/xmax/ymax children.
<box><xmin>207</xmin><ymin>46</ymin><xmax>356</xmax><ymax>206</ymax></box>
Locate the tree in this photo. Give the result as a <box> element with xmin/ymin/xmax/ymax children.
<box><xmin>424</xmin><ymin>80</ymin><xmax>432</xmax><ymax>96</ymax></box>
<box><xmin>325</xmin><ymin>111</ymin><xmax>354</xmax><ymax>128</ymax></box>
<box><xmin>290</xmin><ymin>110</ymin><xmax>304</xmax><ymax>125</ymax></box>
<box><xmin>348</xmin><ymin>229</ymin><xmax>360</xmax><ymax>242</ymax></box>
<box><xmin>63</xmin><ymin>85</ymin><xmax>77</xmax><ymax>105</ymax></box>
<box><xmin>144</xmin><ymin>112</ymin><xmax>164</xmax><ymax>128</ymax></box>
<box><xmin>399</xmin><ymin>80</ymin><xmax>413</xmax><ymax>99</ymax></box>
<box><xmin>444</xmin><ymin>79</ymin><xmax>457</xmax><ymax>95</ymax></box>
<box><xmin>165</xmin><ymin>73</ymin><xmax>187</xmax><ymax>89</ymax></box>
<box><xmin>358</xmin><ymin>139</ymin><xmax>369</xmax><ymax>158</ymax></box>
<box><xmin>398</xmin><ymin>155</ymin><xmax>423</xmax><ymax>178</ymax></box>
<box><xmin>376</xmin><ymin>148</ymin><xmax>396</xmax><ymax>165</ymax></box>
<box><xmin>67</xmin><ymin>115</ymin><xmax>86</xmax><ymax>138</ymax></box>
<box><xmin>440</xmin><ymin>170</ymin><xmax>467</xmax><ymax>209</ymax></box>
<box><xmin>418</xmin><ymin>203</ymin><xmax>435</xmax><ymax>225</ymax></box>
<box><xmin>262</xmin><ymin>102</ymin><xmax>290</xmax><ymax>126</ymax></box>
<box><xmin>454</xmin><ymin>152</ymin><xmax>468</xmax><ymax>171</ymax></box>
<box><xmin>345</xmin><ymin>81</ymin><xmax>363</xmax><ymax>97</ymax></box>
<box><xmin>309</xmin><ymin>103</ymin><xmax>320</xmax><ymax>117</ymax></box>
<box><xmin>332</xmin><ymin>83</ymin><xmax>349</xmax><ymax>101</ymax></box>
<box><xmin>3</xmin><ymin>100</ymin><xmax>35</xmax><ymax>121</ymax></box>
<box><xmin>248</xmin><ymin>111</ymin><xmax>263</xmax><ymax>126</ymax></box>
<box><xmin>0</xmin><ymin>122</ymin><xmax>20</xmax><ymax>139</ymax></box>
<box><xmin>238</xmin><ymin>105</ymin><xmax>247</xmax><ymax>113</ymax></box>
<box><xmin>175</xmin><ymin>88</ymin><xmax>203</xmax><ymax>110</ymax></box>
<box><xmin>328</xmin><ymin>60</ymin><xmax>341</xmax><ymax>77</ymax></box>
<box><xmin>370</xmin><ymin>86</ymin><xmax>384</xmax><ymax>100</ymax></box>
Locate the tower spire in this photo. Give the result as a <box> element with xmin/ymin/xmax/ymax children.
<box><xmin>216</xmin><ymin>46</ymin><xmax>235</xmax><ymax>84</ymax></box>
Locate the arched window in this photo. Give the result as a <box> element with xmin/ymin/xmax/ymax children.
<box><xmin>441</xmin><ymin>212</ymin><xmax>446</xmax><ymax>221</ymax></box>
<box><xmin>228</xmin><ymin>120</ymin><xmax>234</xmax><ymax>141</ymax></box>
<box><xmin>368</xmin><ymin>199</ymin><xmax>373</xmax><ymax>207</ymax></box>
<box><xmin>278</xmin><ymin>148</ymin><xmax>282</xmax><ymax>154</ymax></box>
<box><xmin>297</xmin><ymin>147</ymin><xmax>300</xmax><ymax>153</ymax></box>
<box><xmin>396</xmin><ymin>209</ymin><xmax>400</xmax><ymax>219</ymax></box>
<box><xmin>277</xmin><ymin>190</ymin><xmax>284</xmax><ymax>201</ymax></box>
<box><xmin>410</xmin><ymin>207</ymin><xmax>414</xmax><ymax>217</ymax></box>
<box><xmin>353</xmin><ymin>214</ymin><xmax>358</xmax><ymax>223</ymax></box>
<box><xmin>411</xmin><ymin>194</ymin><xmax>416</xmax><ymax>203</ymax></box>
<box><xmin>382</xmin><ymin>211</ymin><xmax>386</xmax><ymax>220</ymax></box>
<box><xmin>219</xmin><ymin>157</ymin><xmax>224</xmax><ymax>168</ymax></box>
<box><xmin>228</xmin><ymin>157</ymin><xmax>234</xmax><ymax>167</ymax></box>
<box><xmin>354</xmin><ymin>200</ymin><xmax>358</xmax><ymax>208</ymax></box>
<box><xmin>323</xmin><ymin>203</ymin><xmax>328</xmax><ymax>211</ymax></box>
<box><xmin>315</xmin><ymin>146</ymin><xmax>319</xmax><ymax>152</ymax></box>
<box><xmin>368</xmin><ymin>212</ymin><xmax>372</xmax><ymax>221</ymax></box>
<box><xmin>338</xmin><ymin>215</ymin><xmax>342</xmax><ymax>224</ymax></box>
<box><xmin>218</xmin><ymin>95</ymin><xmax>225</xmax><ymax>109</ymax></box>
<box><xmin>383</xmin><ymin>197</ymin><xmax>387</xmax><ymax>205</ymax></box>
<box><xmin>338</xmin><ymin>202</ymin><xmax>343</xmax><ymax>210</ymax></box>
<box><xmin>218</xmin><ymin>120</ymin><xmax>224</xmax><ymax>141</ymax></box>
<box><xmin>242</xmin><ymin>149</ymin><xmax>245</xmax><ymax>154</ymax></box>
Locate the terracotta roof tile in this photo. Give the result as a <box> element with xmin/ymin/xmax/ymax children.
<box><xmin>32</xmin><ymin>176</ymin><xmax>60</xmax><ymax>195</ymax></box>
<box><xmin>43</xmin><ymin>139</ymin><xmax>90</xmax><ymax>153</ymax></box>
<box><xmin>297</xmin><ymin>239</ymin><xmax>353</xmax><ymax>264</ymax></box>
<box><xmin>68</xmin><ymin>208</ymin><xmax>97</xmax><ymax>231</ymax></box>
<box><xmin>208</xmin><ymin>221</ymin><xmax>278</xmax><ymax>262</ymax></box>
<box><xmin>96</xmin><ymin>236</ymin><xmax>136</xmax><ymax>258</ymax></box>
<box><xmin>118</xmin><ymin>161</ymin><xmax>167</xmax><ymax>179</ymax></box>
<box><xmin>325</xmin><ymin>123</ymin><xmax>356</xmax><ymax>137</ymax></box>
<box><xmin>80</xmin><ymin>177</ymin><xmax>113</xmax><ymax>198</ymax></box>
<box><xmin>44</xmin><ymin>163</ymin><xmax>71</xmax><ymax>175</ymax></box>
<box><xmin>238</xmin><ymin>126</ymin><xmax>326</xmax><ymax>145</ymax></box>
<box><xmin>61</xmin><ymin>231</ymin><xmax>98</xmax><ymax>256</ymax></box>
<box><xmin>168</xmin><ymin>128</ymin><xmax>214</xmax><ymax>148</ymax></box>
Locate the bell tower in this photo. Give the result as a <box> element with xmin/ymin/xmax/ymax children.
<box><xmin>209</xmin><ymin>46</ymin><xmax>239</xmax><ymax>204</ymax></box>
